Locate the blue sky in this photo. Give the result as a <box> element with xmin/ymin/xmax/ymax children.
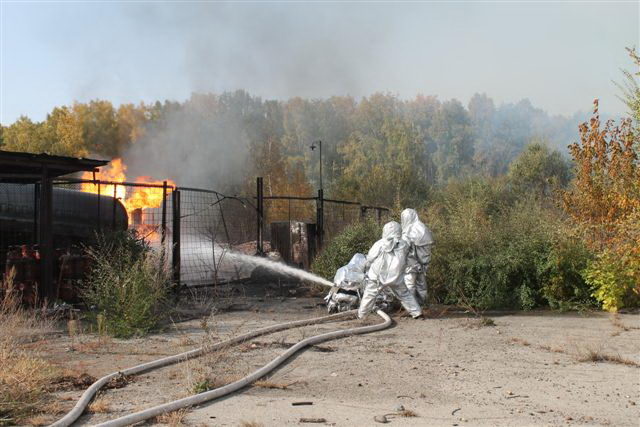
<box><xmin>1</xmin><ymin>1</ymin><xmax>638</xmax><ymax>125</ymax></box>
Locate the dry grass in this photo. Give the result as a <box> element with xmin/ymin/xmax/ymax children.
<box><xmin>510</xmin><ymin>337</ymin><xmax>531</xmax><ymax>346</ymax></box>
<box><xmin>22</xmin><ymin>414</ymin><xmax>51</xmax><ymax>426</ymax></box>
<box><xmin>22</xmin><ymin>401</ymin><xmax>67</xmax><ymax>426</ymax></box>
<box><xmin>610</xmin><ymin>313</ymin><xmax>639</xmax><ymax>334</ymax></box>
<box><xmin>181</xmin><ymin>314</ymin><xmax>256</xmax><ymax>396</ymax></box>
<box><xmin>155</xmin><ymin>409</ymin><xmax>188</xmax><ymax>426</ymax></box>
<box><xmin>537</xmin><ymin>344</ymin><xmax>566</xmax><ymax>353</ymax></box>
<box><xmin>239</xmin><ymin>421</ymin><xmax>264</xmax><ymax>427</ymax></box>
<box><xmin>396</xmin><ymin>409</ymin><xmax>418</xmax><ymax>417</ymax></box>
<box><xmin>0</xmin><ymin>270</ymin><xmax>59</xmax><ymax>425</ymax></box>
<box><xmin>510</xmin><ymin>335</ymin><xmax>639</xmax><ymax>368</ymax></box>
<box><xmin>576</xmin><ymin>347</ymin><xmax>640</xmax><ymax>367</ymax></box>
<box><xmin>88</xmin><ymin>395</ymin><xmax>111</xmax><ymax>414</ymax></box>
<box><xmin>461</xmin><ymin>317</ymin><xmax>495</xmax><ymax>329</ymax></box>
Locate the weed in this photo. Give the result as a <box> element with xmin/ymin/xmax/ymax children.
<box><xmin>537</xmin><ymin>344</ymin><xmax>566</xmax><ymax>354</ymax></box>
<box><xmin>576</xmin><ymin>348</ymin><xmax>639</xmax><ymax>367</ymax></box>
<box><xmin>397</xmin><ymin>409</ymin><xmax>418</xmax><ymax>417</ymax></box>
<box><xmin>510</xmin><ymin>337</ymin><xmax>531</xmax><ymax>346</ymax></box>
<box><xmin>192</xmin><ymin>379</ymin><xmax>214</xmax><ymax>394</ymax></box>
<box><xmin>0</xmin><ymin>269</ymin><xmax>58</xmax><ymax>424</ymax></box>
<box><xmin>510</xmin><ymin>336</ymin><xmax>638</xmax><ymax>367</ymax></box>
<box><xmin>609</xmin><ymin>313</ymin><xmax>639</xmax><ymax>332</ymax></box>
<box><xmin>254</xmin><ymin>380</ymin><xmax>301</xmax><ymax>390</ymax></box>
<box><xmin>88</xmin><ymin>395</ymin><xmax>111</xmax><ymax>413</ymax></box>
<box><xmin>155</xmin><ymin>409</ymin><xmax>188</xmax><ymax>426</ymax></box>
<box><xmin>22</xmin><ymin>414</ymin><xmax>51</xmax><ymax>426</ymax></box>
<box><xmin>461</xmin><ymin>316</ymin><xmax>495</xmax><ymax>329</ymax></box>
<box><xmin>82</xmin><ymin>231</ymin><xmax>170</xmax><ymax>338</ymax></box>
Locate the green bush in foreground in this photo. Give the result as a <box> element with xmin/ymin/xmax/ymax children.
<box><xmin>426</xmin><ymin>176</ymin><xmax>593</xmax><ymax>311</ymax></box>
<box><xmin>82</xmin><ymin>231</ymin><xmax>170</xmax><ymax>338</ymax></box>
<box><xmin>585</xmin><ymin>250</ymin><xmax>640</xmax><ymax>312</ymax></box>
<box><xmin>312</xmin><ymin>220</ymin><xmax>380</xmax><ymax>281</ymax></box>
<box><xmin>541</xmin><ymin>233</ymin><xmax>595</xmax><ymax>310</ymax></box>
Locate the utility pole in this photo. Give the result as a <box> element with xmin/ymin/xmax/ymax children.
<box><xmin>310</xmin><ymin>140</ymin><xmax>323</xmax><ymax>249</ymax></box>
<box><xmin>310</xmin><ymin>140</ymin><xmax>322</xmax><ymax>191</ymax></box>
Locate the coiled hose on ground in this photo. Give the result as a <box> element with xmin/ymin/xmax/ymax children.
<box><xmin>51</xmin><ymin>309</ymin><xmax>392</xmax><ymax>427</ymax></box>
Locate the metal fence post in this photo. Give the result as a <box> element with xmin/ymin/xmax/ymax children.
<box><xmin>172</xmin><ymin>189</ymin><xmax>180</xmax><ymax>285</ymax></box>
<box><xmin>112</xmin><ymin>184</ymin><xmax>117</xmax><ymax>231</ymax></box>
<box><xmin>316</xmin><ymin>189</ymin><xmax>324</xmax><ymax>250</ymax></box>
<box><xmin>33</xmin><ymin>183</ymin><xmax>39</xmax><ymax>244</ymax></box>
<box><xmin>256</xmin><ymin>177</ymin><xmax>264</xmax><ymax>254</ymax></box>
<box><xmin>38</xmin><ymin>168</ymin><xmax>54</xmax><ymax>302</ymax></box>
<box><xmin>97</xmin><ymin>180</ymin><xmax>101</xmax><ymax>231</ymax></box>
<box><xmin>161</xmin><ymin>180</ymin><xmax>167</xmax><ymax>246</ymax></box>
<box><xmin>216</xmin><ymin>193</ymin><xmax>241</xmax><ymax>281</ymax></box>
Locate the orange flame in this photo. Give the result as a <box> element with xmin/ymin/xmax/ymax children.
<box><xmin>81</xmin><ymin>158</ymin><xmax>127</xmax><ymax>201</ymax></box>
<box><xmin>80</xmin><ymin>158</ymin><xmax>176</xmax><ymax>223</ymax></box>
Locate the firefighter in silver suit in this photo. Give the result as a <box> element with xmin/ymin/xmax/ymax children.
<box><xmin>401</xmin><ymin>208</ymin><xmax>434</xmax><ymax>305</ymax></box>
<box><xmin>358</xmin><ymin>221</ymin><xmax>422</xmax><ymax>319</ymax></box>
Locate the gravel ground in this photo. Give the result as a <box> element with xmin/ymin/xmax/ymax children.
<box><xmin>39</xmin><ymin>298</ymin><xmax>639</xmax><ymax>426</ymax></box>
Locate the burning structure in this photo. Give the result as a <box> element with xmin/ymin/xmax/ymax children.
<box><xmin>0</xmin><ymin>151</ymin><xmax>179</xmax><ymax>303</ymax></box>
<box><xmin>1</xmin><ymin>150</ymin><xmax>389</xmax><ymax>303</ymax></box>
<box><xmin>0</xmin><ymin>151</ymin><xmax>114</xmax><ymax>301</ymax></box>
<box><xmin>78</xmin><ymin>158</ymin><xmax>176</xmax><ymax>231</ymax></box>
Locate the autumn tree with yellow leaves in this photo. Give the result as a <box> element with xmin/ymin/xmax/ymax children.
<box><xmin>563</xmin><ymin>98</ymin><xmax>640</xmax><ymax>311</ymax></box>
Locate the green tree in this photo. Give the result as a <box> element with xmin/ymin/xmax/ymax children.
<box><xmin>2</xmin><ymin>116</ymin><xmax>48</xmax><ymax>153</ymax></box>
<box><xmin>42</xmin><ymin>106</ymin><xmax>87</xmax><ymax>157</ymax></box>
<box><xmin>428</xmin><ymin>100</ymin><xmax>475</xmax><ymax>182</ymax></box>
<box><xmin>335</xmin><ymin>118</ymin><xmax>428</xmax><ymax>207</ymax></box>
<box><xmin>116</xmin><ymin>103</ymin><xmax>149</xmax><ymax>148</ymax></box>
<box><xmin>74</xmin><ymin>100</ymin><xmax>120</xmax><ymax>157</ymax></box>
<box><xmin>508</xmin><ymin>142</ymin><xmax>571</xmax><ymax>196</ymax></box>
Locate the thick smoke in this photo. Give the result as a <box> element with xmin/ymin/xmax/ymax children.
<box><xmin>122</xmin><ymin>90</ymin><xmax>589</xmax><ymax>192</ymax></box>
<box><xmin>122</xmin><ymin>3</ymin><xmax>389</xmax><ymax>101</ymax></box>
<box><xmin>124</xmin><ymin>92</ymin><xmax>261</xmax><ymax>190</ymax></box>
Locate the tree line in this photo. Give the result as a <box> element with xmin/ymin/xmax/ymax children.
<box><xmin>0</xmin><ymin>92</ymin><xmax>583</xmax><ymax>206</ymax></box>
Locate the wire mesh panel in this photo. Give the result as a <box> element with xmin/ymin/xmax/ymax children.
<box><xmin>0</xmin><ymin>183</ymin><xmax>38</xmax><ymax>284</ymax></box>
<box><xmin>361</xmin><ymin>206</ymin><xmax>391</xmax><ymax>224</ymax></box>
<box><xmin>262</xmin><ymin>197</ymin><xmax>316</xmax><ymax>241</ymax></box>
<box><xmin>179</xmin><ymin>189</ymin><xmax>223</xmax><ymax>285</ymax></box>
<box><xmin>323</xmin><ymin>200</ymin><xmax>362</xmax><ymax>242</ymax></box>
<box><xmin>261</xmin><ymin>197</ymin><xmax>317</xmax><ymax>268</ymax></box>
<box><xmin>3</xmin><ymin>175</ymin><xmax>391</xmax><ymax>293</ymax></box>
<box><xmin>178</xmin><ymin>189</ymin><xmax>255</xmax><ymax>286</ymax></box>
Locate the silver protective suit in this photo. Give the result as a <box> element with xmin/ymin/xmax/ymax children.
<box><xmin>401</xmin><ymin>208</ymin><xmax>434</xmax><ymax>304</ymax></box>
<box><xmin>325</xmin><ymin>253</ymin><xmax>367</xmax><ymax>313</ymax></box>
<box><xmin>357</xmin><ymin>222</ymin><xmax>422</xmax><ymax>319</ymax></box>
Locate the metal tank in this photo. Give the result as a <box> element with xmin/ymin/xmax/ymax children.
<box><xmin>0</xmin><ymin>182</ymin><xmax>128</xmax><ymax>250</ymax></box>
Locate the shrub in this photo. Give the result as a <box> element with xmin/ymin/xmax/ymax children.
<box><xmin>427</xmin><ymin>178</ymin><xmax>559</xmax><ymax>310</ymax></box>
<box><xmin>311</xmin><ymin>220</ymin><xmax>380</xmax><ymax>280</ymax></box>
<box><xmin>82</xmin><ymin>231</ymin><xmax>170</xmax><ymax>338</ymax></box>
<box><xmin>559</xmin><ymin>102</ymin><xmax>639</xmax><ymax>311</ymax></box>
<box><xmin>541</xmin><ymin>233</ymin><xmax>596</xmax><ymax>310</ymax></box>
<box><xmin>507</xmin><ymin>142</ymin><xmax>571</xmax><ymax>197</ymax></box>
<box><xmin>585</xmin><ymin>249</ymin><xmax>640</xmax><ymax>312</ymax></box>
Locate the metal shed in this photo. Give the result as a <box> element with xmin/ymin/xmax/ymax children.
<box><xmin>0</xmin><ymin>150</ymin><xmax>108</xmax><ymax>302</ymax></box>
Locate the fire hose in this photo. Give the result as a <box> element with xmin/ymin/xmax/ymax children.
<box><xmin>51</xmin><ymin>309</ymin><xmax>392</xmax><ymax>427</ymax></box>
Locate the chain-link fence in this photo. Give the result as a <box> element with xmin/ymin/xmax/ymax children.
<box><xmin>2</xmin><ymin>177</ymin><xmax>389</xmax><ymax>296</ymax></box>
